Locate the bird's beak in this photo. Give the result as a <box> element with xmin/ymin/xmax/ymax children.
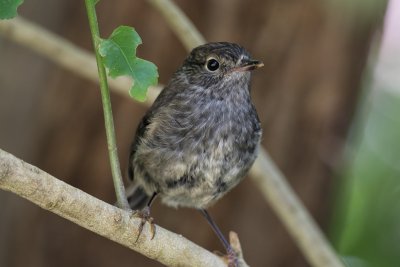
<box><xmin>234</xmin><ymin>59</ymin><xmax>264</xmax><ymax>72</ymax></box>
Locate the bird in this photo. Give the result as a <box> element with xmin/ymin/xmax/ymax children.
<box><xmin>127</xmin><ymin>42</ymin><xmax>263</xmax><ymax>264</ymax></box>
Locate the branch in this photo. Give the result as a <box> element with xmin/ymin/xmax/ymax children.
<box><xmin>0</xmin><ymin>8</ymin><xmax>344</xmax><ymax>267</ymax></box>
<box><xmin>250</xmin><ymin>150</ymin><xmax>343</xmax><ymax>267</ymax></box>
<box><xmin>0</xmin><ymin>148</ymin><xmax>226</xmax><ymax>267</ymax></box>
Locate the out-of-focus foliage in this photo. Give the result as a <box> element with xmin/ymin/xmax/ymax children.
<box><xmin>333</xmin><ymin>90</ymin><xmax>400</xmax><ymax>267</ymax></box>
<box><xmin>331</xmin><ymin>2</ymin><xmax>400</xmax><ymax>266</ymax></box>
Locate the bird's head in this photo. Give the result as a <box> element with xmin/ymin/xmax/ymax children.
<box><xmin>179</xmin><ymin>42</ymin><xmax>263</xmax><ymax>90</ymax></box>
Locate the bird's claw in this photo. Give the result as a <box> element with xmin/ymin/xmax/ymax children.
<box><xmin>226</xmin><ymin>249</ymin><xmax>239</xmax><ymax>267</ymax></box>
<box><xmin>131</xmin><ymin>206</ymin><xmax>156</xmax><ymax>242</ymax></box>
<box><xmin>213</xmin><ymin>249</ymin><xmax>239</xmax><ymax>267</ymax></box>
<box><xmin>217</xmin><ymin>249</ymin><xmax>238</xmax><ymax>267</ymax></box>
<box><xmin>214</xmin><ymin>231</ymin><xmax>247</xmax><ymax>267</ymax></box>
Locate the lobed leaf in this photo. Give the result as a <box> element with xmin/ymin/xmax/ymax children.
<box><xmin>99</xmin><ymin>26</ymin><xmax>158</xmax><ymax>102</ymax></box>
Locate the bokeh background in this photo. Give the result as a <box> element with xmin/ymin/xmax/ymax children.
<box><xmin>0</xmin><ymin>0</ymin><xmax>397</xmax><ymax>266</ymax></box>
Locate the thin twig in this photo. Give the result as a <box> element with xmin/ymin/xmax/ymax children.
<box><xmin>250</xmin><ymin>150</ymin><xmax>344</xmax><ymax>267</ymax></box>
<box><xmin>0</xmin><ymin>148</ymin><xmax>226</xmax><ymax>267</ymax></box>
<box><xmin>84</xmin><ymin>0</ymin><xmax>129</xmax><ymax>210</ymax></box>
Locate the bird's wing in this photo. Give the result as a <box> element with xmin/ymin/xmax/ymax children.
<box><xmin>127</xmin><ymin>82</ymin><xmax>178</xmax><ymax>181</ymax></box>
<box><xmin>128</xmin><ymin>113</ymin><xmax>151</xmax><ymax>181</ymax></box>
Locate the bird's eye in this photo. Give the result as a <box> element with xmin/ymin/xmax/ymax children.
<box><xmin>206</xmin><ymin>58</ymin><xmax>220</xmax><ymax>72</ymax></box>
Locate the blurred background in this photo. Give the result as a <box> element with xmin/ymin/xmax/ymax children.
<box><xmin>0</xmin><ymin>0</ymin><xmax>397</xmax><ymax>266</ymax></box>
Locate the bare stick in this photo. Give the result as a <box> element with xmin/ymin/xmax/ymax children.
<box><xmin>250</xmin><ymin>149</ymin><xmax>344</xmax><ymax>267</ymax></box>
<box><xmin>0</xmin><ymin>148</ymin><xmax>227</xmax><ymax>267</ymax></box>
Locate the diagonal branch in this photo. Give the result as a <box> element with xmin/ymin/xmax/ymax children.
<box><xmin>0</xmin><ymin>148</ymin><xmax>226</xmax><ymax>267</ymax></box>
<box><xmin>250</xmin><ymin>150</ymin><xmax>343</xmax><ymax>267</ymax></box>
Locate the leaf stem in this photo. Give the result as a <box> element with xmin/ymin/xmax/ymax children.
<box><xmin>84</xmin><ymin>0</ymin><xmax>130</xmax><ymax>210</ymax></box>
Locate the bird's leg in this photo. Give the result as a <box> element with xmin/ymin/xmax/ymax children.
<box><xmin>132</xmin><ymin>192</ymin><xmax>157</xmax><ymax>242</ymax></box>
<box><xmin>200</xmin><ymin>209</ymin><xmax>238</xmax><ymax>267</ymax></box>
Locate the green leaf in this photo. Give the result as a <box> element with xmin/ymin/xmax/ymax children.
<box><xmin>99</xmin><ymin>26</ymin><xmax>158</xmax><ymax>102</ymax></box>
<box><xmin>128</xmin><ymin>58</ymin><xmax>158</xmax><ymax>101</ymax></box>
<box><xmin>0</xmin><ymin>0</ymin><xmax>24</xmax><ymax>19</ymax></box>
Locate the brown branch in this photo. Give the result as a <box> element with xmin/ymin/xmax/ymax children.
<box><xmin>0</xmin><ymin>148</ymin><xmax>228</xmax><ymax>267</ymax></box>
<box><xmin>250</xmin><ymin>150</ymin><xmax>344</xmax><ymax>267</ymax></box>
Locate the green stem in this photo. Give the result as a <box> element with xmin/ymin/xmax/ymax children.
<box><xmin>84</xmin><ymin>0</ymin><xmax>130</xmax><ymax>210</ymax></box>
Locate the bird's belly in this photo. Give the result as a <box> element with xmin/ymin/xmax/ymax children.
<box><xmin>159</xmin><ymin>135</ymin><xmax>259</xmax><ymax>209</ymax></box>
<box><xmin>160</xmin><ymin>170</ymin><xmax>244</xmax><ymax>209</ymax></box>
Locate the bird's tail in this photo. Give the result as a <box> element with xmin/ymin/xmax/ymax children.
<box><xmin>126</xmin><ymin>185</ymin><xmax>150</xmax><ymax>210</ymax></box>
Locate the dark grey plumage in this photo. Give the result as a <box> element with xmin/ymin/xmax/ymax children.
<box><xmin>128</xmin><ymin>42</ymin><xmax>262</xmax><ymax>211</ymax></box>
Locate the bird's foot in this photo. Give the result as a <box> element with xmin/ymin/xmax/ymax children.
<box><xmin>214</xmin><ymin>249</ymin><xmax>239</xmax><ymax>267</ymax></box>
<box><xmin>226</xmin><ymin>248</ymin><xmax>240</xmax><ymax>267</ymax></box>
<box><xmin>131</xmin><ymin>206</ymin><xmax>156</xmax><ymax>242</ymax></box>
<box><xmin>215</xmin><ymin>248</ymin><xmax>239</xmax><ymax>267</ymax></box>
<box><xmin>215</xmin><ymin>231</ymin><xmax>248</xmax><ymax>267</ymax></box>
